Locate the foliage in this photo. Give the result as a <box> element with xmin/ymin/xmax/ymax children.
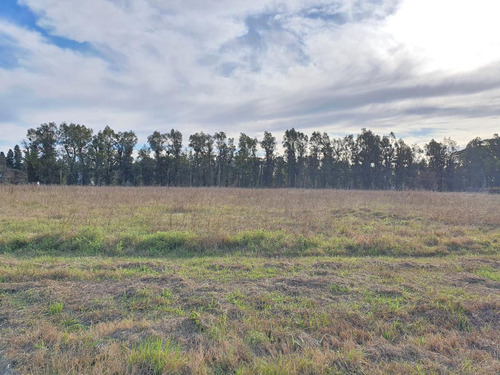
<box><xmin>2</xmin><ymin>124</ymin><xmax>500</xmax><ymax>191</ymax></box>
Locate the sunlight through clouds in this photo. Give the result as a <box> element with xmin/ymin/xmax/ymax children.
<box><xmin>387</xmin><ymin>0</ymin><xmax>500</xmax><ymax>73</ymax></box>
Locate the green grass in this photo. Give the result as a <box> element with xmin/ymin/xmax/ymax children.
<box><xmin>475</xmin><ymin>267</ymin><xmax>500</xmax><ymax>282</ymax></box>
<box><xmin>48</xmin><ymin>301</ymin><xmax>64</xmax><ymax>314</ymax></box>
<box><xmin>128</xmin><ymin>337</ymin><xmax>184</xmax><ymax>375</ymax></box>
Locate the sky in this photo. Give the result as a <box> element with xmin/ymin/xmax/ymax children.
<box><xmin>0</xmin><ymin>0</ymin><xmax>499</xmax><ymax>151</ymax></box>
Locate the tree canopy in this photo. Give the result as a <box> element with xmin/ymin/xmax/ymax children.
<box><xmin>3</xmin><ymin>123</ymin><xmax>499</xmax><ymax>192</ymax></box>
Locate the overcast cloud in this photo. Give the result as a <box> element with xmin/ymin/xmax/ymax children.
<box><xmin>0</xmin><ymin>0</ymin><xmax>499</xmax><ymax>150</ymax></box>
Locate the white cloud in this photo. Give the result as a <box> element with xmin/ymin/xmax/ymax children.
<box><xmin>0</xmin><ymin>0</ymin><xmax>499</xmax><ymax>150</ymax></box>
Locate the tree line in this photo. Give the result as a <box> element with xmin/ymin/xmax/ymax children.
<box><xmin>1</xmin><ymin>122</ymin><xmax>499</xmax><ymax>191</ymax></box>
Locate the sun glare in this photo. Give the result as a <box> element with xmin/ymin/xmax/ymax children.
<box><xmin>387</xmin><ymin>0</ymin><xmax>500</xmax><ymax>73</ymax></box>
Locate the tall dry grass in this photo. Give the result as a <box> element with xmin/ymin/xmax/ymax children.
<box><xmin>0</xmin><ymin>186</ymin><xmax>499</xmax><ymax>256</ymax></box>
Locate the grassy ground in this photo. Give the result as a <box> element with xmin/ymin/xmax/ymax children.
<box><xmin>1</xmin><ymin>186</ymin><xmax>499</xmax><ymax>257</ymax></box>
<box><xmin>0</xmin><ymin>186</ymin><xmax>499</xmax><ymax>374</ymax></box>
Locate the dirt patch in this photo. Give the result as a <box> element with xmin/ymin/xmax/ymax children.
<box><xmin>365</xmin><ymin>342</ymin><xmax>421</xmax><ymax>362</ymax></box>
<box><xmin>271</xmin><ymin>276</ymin><xmax>328</xmax><ymax>296</ymax></box>
<box><xmin>0</xmin><ymin>283</ymin><xmax>34</xmax><ymax>294</ymax></box>
<box><xmin>369</xmin><ymin>288</ymin><xmax>403</xmax><ymax>298</ymax></box>
<box><xmin>486</xmin><ymin>282</ymin><xmax>500</xmax><ymax>290</ymax></box>
<box><xmin>147</xmin><ymin>319</ymin><xmax>206</xmax><ymax>350</ymax></box>
<box><xmin>467</xmin><ymin>303</ymin><xmax>500</xmax><ymax>329</ymax></box>
<box><xmin>107</xmin><ymin>328</ymin><xmax>138</xmax><ymax>341</ymax></box>
<box><xmin>282</xmin><ymin>277</ymin><xmax>326</xmax><ymax>289</ymax></box>
<box><xmin>0</xmin><ymin>350</ymin><xmax>16</xmax><ymax>375</ymax></box>
<box><xmin>312</xmin><ymin>270</ymin><xmax>329</xmax><ymax>276</ymax></box>
<box><xmin>312</xmin><ymin>261</ymin><xmax>342</xmax><ymax>270</ymax></box>
<box><xmin>207</xmin><ymin>263</ymin><xmax>251</xmax><ymax>271</ymax></box>
<box><xmin>399</xmin><ymin>261</ymin><xmax>438</xmax><ymax>270</ymax></box>
<box><xmin>460</xmin><ymin>277</ymin><xmax>485</xmax><ymax>284</ymax></box>
<box><xmin>116</xmin><ymin>261</ymin><xmax>166</xmax><ymax>272</ymax></box>
<box><xmin>459</xmin><ymin>258</ymin><xmax>500</xmax><ymax>272</ymax></box>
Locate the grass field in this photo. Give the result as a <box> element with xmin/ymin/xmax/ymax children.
<box><xmin>0</xmin><ymin>186</ymin><xmax>499</xmax><ymax>374</ymax></box>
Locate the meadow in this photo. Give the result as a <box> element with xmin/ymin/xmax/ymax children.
<box><xmin>0</xmin><ymin>186</ymin><xmax>499</xmax><ymax>374</ymax></box>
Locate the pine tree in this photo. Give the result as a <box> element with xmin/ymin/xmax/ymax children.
<box><xmin>6</xmin><ymin>149</ymin><xmax>14</xmax><ymax>168</ymax></box>
<box><xmin>13</xmin><ymin>145</ymin><xmax>23</xmax><ymax>170</ymax></box>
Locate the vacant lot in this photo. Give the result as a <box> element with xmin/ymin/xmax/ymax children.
<box><xmin>0</xmin><ymin>186</ymin><xmax>499</xmax><ymax>374</ymax></box>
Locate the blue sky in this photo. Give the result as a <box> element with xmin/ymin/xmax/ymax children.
<box><xmin>0</xmin><ymin>0</ymin><xmax>93</xmax><ymax>56</ymax></box>
<box><xmin>0</xmin><ymin>0</ymin><xmax>499</xmax><ymax>151</ymax></box>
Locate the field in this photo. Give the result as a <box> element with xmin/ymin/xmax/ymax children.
<box><xmin>0</xmin><ymin>186</ymin><xmax>499</xmax><ymax>374</ymax></box>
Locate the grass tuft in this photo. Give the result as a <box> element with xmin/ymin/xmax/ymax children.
<box><xmin>128</xmin><ymin>337</ymin><xmax>184</xmax><ymax>375</ymax></box>
<box><xmin>48</xmin><ymin>301</ymin><xmax>64</xmax><ymax>315</ymax></box>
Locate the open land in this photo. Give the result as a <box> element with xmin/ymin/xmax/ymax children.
<box><xmin>0</xmin><ymin>186</ymin><xmax>499</xmax><ymax>374</ymax></box>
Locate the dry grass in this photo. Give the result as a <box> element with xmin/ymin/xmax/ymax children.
<box><xmin>0</xmin><ymin>186</ymin><xmax>499</xmax><ymax>257</ymax></box>
<box><xmin>0</xmin><ymin>186</ymin><xmax>499</xmax><ymax>374</ymax></box>
<box><xmin>0</xmin><ymin>256</ymin><xmax>499</xmax><ymax>374</ymax></box>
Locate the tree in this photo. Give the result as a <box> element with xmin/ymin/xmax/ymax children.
<box><xmin>214</xmin><ymin>132</ymin><xmax>234</xmax><ymax>187</ymax></box>
<box><xmin>461</xmin><ymin>138</ymin><xmax>487</xmax><ymax>189</ymax></box>
<box><xmin>336</xmin><ymin>135</ymin><xmax>356</xmax><ymax>188</ymax></box>
<box><xmin>296</xmin><ymin>132</ymin><xmax>309</xmax><ymax>188</ymax></box>
<box><xmin>394</xmin><ymin>138</ymin><xmax>415</xmax><ymax>189</ymax></box>
<box><xmin>282</xmin><ymin>128</ymin><xmax>308</xmax><ymax>188</ymax></box>
<box><xmin>6</xmin><ymin>149</ymin><xmax>14</xmax><ymax>169</ymax></box>
<box><xmin>260</xmin><ymin>131</ymin><xmax>276</xmax><ymax>188</ymax></box>
<box><xmin>116</xmin><ymin>131</ymin><xmax>138</xmax><ymax>185</ymax></box>
<box><xmin>380</xmin><ymin>132</ymin><xmax>396</xmax><ymax>189</ymax></box>
<box><xmin>308</xmin><ymin>132</ymin><xmax>322</xmax><ymax>188</ymax></box>
<box><xmin>26</xmin><ymin>123</ymin><xmax>60</xmax><ymax>184</ymax></box>
<box><xmin>283</xmin><ymin>129</ymin><xmax>297</xmax><ymax>187</ymax></box>
<box><xmin>443</xmin><ymin>137</ymin><xmax>458</xmax><ymax>191</ymax></box>
<box><xmin>319</xmin><ymin>133</ymin><xmax>334</xmax><ymax>188</ymax></box>
<box><xmin>425</xmin><ymin>139</ymin><xmax>448</xmax><ymax>191</ymax></box>
<box><xmin>13</xmin><ymin>145</ymin><xmax>23</xmax><ymax>170</ymax></box>
<box><xmin>167</xmin><ymin>129</ymin><xmax>183</xmax><ymax>186</ymax></box>
<box><xmin>147</xmin><ymin>131</ymin><xmax>167</xmax><ymax>185</ymax></box>
<box><xmin>484</xmin><ymin>134</ymin><xmax>500</xmax><ymax>187</ymax></box>
<box><xmin>136</xmin><ymin>146</ymin><xmax>155</xmax><ymax>186</ymax></box>
<box><xmin>188</xmin><ymin>132</ymin><xmax>214</xmax><ymax>186</ymax></box>
<box><xmin>457</xmin><ymin>135</ymin><xmax>500</xmax><ymax>190</ymax></box>
<box><xmin>236</xmin><ymin>133</ymin><xmax>259</xmax><ymax>187</ymax></box>
<box><xmin>14</xmin><ymin>122</ymin><xmax>498</xmax><ymax>191</ymax></box>
<box><xmin>23</xmin><ymin>140</ymin><xmax>40</xmax><ymax>183</ymax></box>
<box><xmin>354</xmin><ymin>129</ymin><xmax>382</xmax><ymax>189</ymax></box>
<box><xmin>274</xmin><ymin>156</ymin><xmax>287</xmax><ymax>188</ymax></box>
<box><xmin>89</xmin><ymin>126</ymin><xmax>118</xmax><ymax>185</ymax></box>
<box><xmin>0</xmin><ymin>152</ymin><xmax>6</xmax><ymax>168</ymax></box>
<box><xmin>58</xmin><ymin>123</ymin><xmax>93</xmax><ymax>185</ymax></box>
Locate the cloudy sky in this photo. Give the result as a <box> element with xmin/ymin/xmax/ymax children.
<box><xmin>1</xmin><ymin>0</ymin><xmax>499</xmax><ymax>151</ymax></box>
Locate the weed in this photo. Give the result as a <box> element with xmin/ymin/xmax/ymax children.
<box><xmin>160</xmin><ymin>288</ymin><xmax>173</xmax><ymax>299</ymax></box>
<box><xmin>246</xmin><ymin>330</ymin><xmax>268</xmax><ymax>347</ymax></box>
<box><xmin>226</xmin><ymin>290</ymin><xmax>247</xmax><ymax>309</ymax></box>
<box><xmin>128</xmin><ymin>337</ymin><xmax>182</xmax><ymax>375</ymax></box>
<box><xmin>475</xmin><ymin>267</ymin><xmax>500</xmax><ymax>281</ymax></box>
<box><xmin>189</xmin><ymin>310</ymin><xmax>203</xmax><ymax>330</ymax></box>
<box><xmin>48</xmin><ymin>301</ymin><xmax>63</xmax><ymax>315</ymax></box>
<box><xmin>61</xmin><ymin>318</ymin><xmax>84</xmax><ymax>332</ymax></box>
<box><xmin>329</xmin><ymin>283</ymin><xmax>350</xmax><ymax>294</ymax></box>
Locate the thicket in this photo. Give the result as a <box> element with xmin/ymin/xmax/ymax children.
<box><xmin>2</xmin><ymin>122</ymin><xmax>499</xmax><ymax>191</ymax></box>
